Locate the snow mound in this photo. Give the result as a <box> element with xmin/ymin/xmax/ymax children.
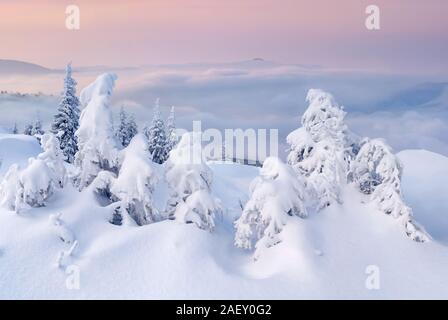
<box><xmin>0</xmin><ymin>134</ymin><xmax>41</xmax><ymax>177</ymax></box>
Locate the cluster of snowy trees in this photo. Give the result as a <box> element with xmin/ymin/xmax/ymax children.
<box><xmin>23</xmin><ymin>117</ymin><xmax>45</xmax><ymax>138</ymax></box>
<box><xmin>116</xmin><ymin>107</ymin><xmax>138</xmax><ymax>148</ymax></box>
<box><xmin>234</xmin><ymin>89</ymin><xmax>428</xmax><ymax>259</ymax></box>
<box><xmin>63</xmin><ymin>73</ymin><xmax>217</xmax><ymax>229</ymax></box>
<box><xmin>0</xmin><ymin>68</ymin><xmax>429</xmax><ymax>260</ymax></box>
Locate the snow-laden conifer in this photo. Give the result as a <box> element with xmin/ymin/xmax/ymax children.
<box><xmin>51</xmin><ymin>63</ymin><xmax>80</xmax><ymax>163</ymax></box>
<box><xmin>234</xmin><ymin>157</ymin><xmax>307</xmax><ymax>258</ymax></box>
<box><xmin>165</xmin><ymin>132</ymin><xmax>221</xmax><ymax>231</ymax></box>
<box><xmin>352</xmin><ymin>138</ymin><xmax>429</xmax><ymax>242</ymax></box>
<box><xmin>74</xmin><ymin>73</ymin><xmax>120</xmax><ymax>189</ymax></box>
<box><xmin>144</xmin><ymin>99</ymin><xmax>168</xmax><ymax>164</ymax></box>
<box><xmin>287</xmin><ymin>89</ymin><xmax>349</xmax><ymax>210</ymax></box>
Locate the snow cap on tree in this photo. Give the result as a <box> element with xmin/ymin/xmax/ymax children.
<box><xmin>235</xmin><ymin>157</ymin><xmax>307</xmax><ymax>259</ymax></box>
<box><xmin>75</xmin><ymin>73</ymin><xmax>120</xmax><ymax>189</ymax></box>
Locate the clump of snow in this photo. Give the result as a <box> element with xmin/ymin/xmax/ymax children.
<box><xmin>165</xmin><ymin>132</ymin><xmax>222</xmax><ymax>231</ymax></box>
<box><xmin>235</xmin><ymin>157</ymin><xmax>307</xmax><ymax>259</ymax></box>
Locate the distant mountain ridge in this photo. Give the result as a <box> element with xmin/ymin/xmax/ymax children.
<box><xmin>0</xmin><ymin>59</ymin><xmax>56</xmax><ymax>74</ymax></box>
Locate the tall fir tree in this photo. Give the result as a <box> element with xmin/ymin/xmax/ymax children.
<box><xmin>51</xmin><ymin>62</ymin><xmax>80</xmax><ymax>163</ymax></box>
<box><xmin>144</xmin><ymin>99</ymin><xmax>168</xmax><ymax>164</ymax></box>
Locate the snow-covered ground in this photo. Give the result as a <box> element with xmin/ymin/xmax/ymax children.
<box><xmin>0</xmin><ymin>134</ymin><xmax>447</xmax><ymax>299</ymax></box>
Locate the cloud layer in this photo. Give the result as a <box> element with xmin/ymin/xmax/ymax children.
<box><xmin>1</xmin><ymin>61</ymin><xmax>447</xmax><ymax>159</ymax></box>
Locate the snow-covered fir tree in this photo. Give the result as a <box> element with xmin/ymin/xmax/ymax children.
<box><xmin>351</xmin><ymin>138</ymin><xmax>429</xmax><ymax>242</ymax></box>
<box><xmin>165</xmin><ymin>106</ymin><xmax>177</xmax><ymax>155</ymax></box>
<box><xmin>74</xmin><ymin>73</ymin><xmax>120</xmax><ymax>189</ymax></box>
<box><xmin>110</xmin><ymin>134</ymin><xmax>159</xmax><ymax>225</ymax></box>
<box><xmin>23</xmin><ymin>123</ymin><xmax>33</xmax><ymax>136</ymax></box>
<box><xmin>51</xmin><ymin>62</ymin><xmax>80</xmax><ymax>163</ymax></box>
<box><xmin>234</xmin><ymin>157</ymin><xmax>307</xmax><ymax>259</ymax></box>
<box><xmin>0</xmin><ymin>133</ymin><xmax>66</xmax><ymax>212</ymax></box>
<box><xmin>126</xmin><ymin>114</ymin><xmax>138</xmax><ymax>144</ymax></box>
<box><xmin>165</xmin><ymin>132</ymin><xmax>222</xmax><ymax>231</ymax></box>
<box><xmin>12</xmin><ymin>123</ymin><xmax>18</xmax><ymax>134</ymax></box>
<box><xmin>115</xmin><ymin>107</ymin><xmax>138</xmax><ymax>148</ymax></box>
<box><xmin>144</xmin><ymin>99</ymin><xmax>168</xmax><ymax>164</ymax></box>
<box><xmin>287</xmin><ymin>89</ymin><xmax>350</xmax><ymax>210</ymax></box>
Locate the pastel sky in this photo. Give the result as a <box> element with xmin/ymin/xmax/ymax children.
<box><xmin>1</xmin><ymin>0</ymin><xmax>447</xmax><ymax>73</ymax></box>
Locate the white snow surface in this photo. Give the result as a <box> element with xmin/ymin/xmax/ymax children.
<box><xmin>0</xmin><ymin>135</ymin><xmax>447</xmax><ymax>299</ymax></box>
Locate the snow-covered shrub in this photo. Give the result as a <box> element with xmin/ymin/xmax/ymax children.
<box><xmin>287</xmin><ymin>89</ymin><xmax>350</xmax><ymax>210</ymax></box>
<box><xmin>75</xmin><ymin>73</ymin><xmax>120</xmax><ymax>189</ymax></box>
<box><xmin>234</xmin><ymin>157</ymin><xmax>307</xmax><ymax>258</ymax></box>
<box><xmin>352</xmin><ymin>138</ymin><xmax>429</xmax><ymax>242</ymax></box>
<box><xmin>110</xmin><ymin>134</ymin><xmax>159</xmax><ymax>225</ymax></box>
<box><xmin>0</xmin><ymin>133</ymin><xmax>66</xmax><ymax>212</ymax></box>
<box><xmin>144</xmin><ymin>99</ymin><xmax>168</xmax><ymax>164</ymax></box>
<box><xmin>51</xmin><ymin>63</ymin><xmax>80</xmax><ymax>163</ymax></box>
<box><xmin>165</xmin><ymin>132</ymin><xmax>221</xmax><ymax>231</ymax></box>
<box><xmin>18</xmin><ymin>158</ymin><xmax>56</xmax><ymax>209</ymax></box>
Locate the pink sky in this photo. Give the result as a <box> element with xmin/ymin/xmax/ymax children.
<box><xmin>0</xmin><ymin>0</ymin><xmax>447</xmax><ymax>72</ymax></box>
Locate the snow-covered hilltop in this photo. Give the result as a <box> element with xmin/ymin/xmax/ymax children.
<box><xmin>0</xmin><ymin>73</ymin><xmax>447</xmax><ymax>299</ymax></box>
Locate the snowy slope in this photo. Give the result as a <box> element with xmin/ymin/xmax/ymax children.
<box><xmin>398</xmin><ymin>150</ymin><xmax>448</xmax><ymax>245</ymax></box>
<box><xmin>0</xmin><ymin>135</ymin><xmax>447</xmax><ymax>299</ymax></box>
